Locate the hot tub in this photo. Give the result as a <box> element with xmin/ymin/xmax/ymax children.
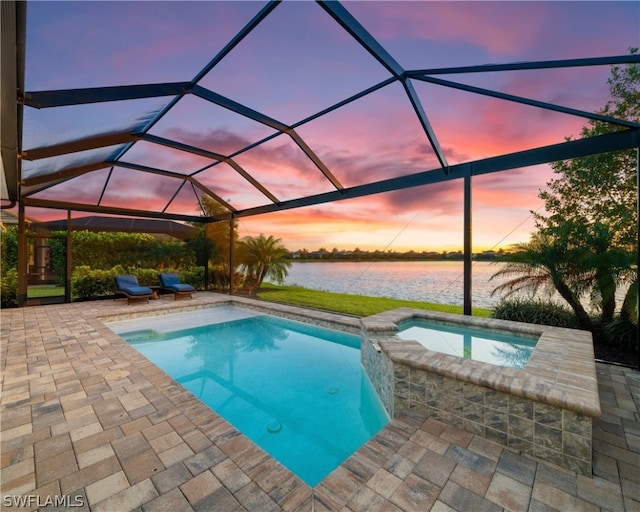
<box><xmin>360</xmin><ymin>308</ymin><xmax>601</xmax><ymax>476</ymax></box>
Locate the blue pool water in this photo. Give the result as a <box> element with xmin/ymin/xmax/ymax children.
<box><xmin>116</xmin><ymin>309</ymin><xmax>389</xmax><ymax>486</ymax></box>
<box><xmin>397</xmin><ymin>319</ymin><xmax>537</xmax><ymax>369</ymax></box>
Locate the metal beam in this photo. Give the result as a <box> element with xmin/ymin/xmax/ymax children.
<box><xmin>22</xmin><ymin>158</ymin><xmax>235</xmax><ymax>214</ymax></box>
<box><xmin>102</xmin><ymin>3</ymin><xmax>281</xmax><ymax>174</ymax></box>
<box><xmin>22</xmin><ymin>82</ymin><xmax>190</xmax><ymax>109</ymax></box>
<box><xmin>463</xmin><ymin>176</ymin><xmax>472</xmax><ymax>315</ymax></box>
<box><xmin>287</xmin><ymin>129</ymin><xmax>344</xmax><ymax>190</ymax></box>
<box><xmin>403</xmin><ymin>79</ymin><xmax>448</xmax><ymax>168</ymax></box>
<box><xmin>141</xmin><ymin>133</ymin><xmax>280</xmax><ymax>203</ymax></box>
<box><xmin>408</xmin><ymin>54</ymin><xmax>640</xmax><ymax>76</ymax></box>
<box><xmin>21</xmin><ymin>159</ymin><xmax>189</xmax><ymax>190</ymax></box>
<box><xmin>104</xmin><ymin>161</ymin><xmax>236</xmax><ymax>213</ymax></box>
<box><xmin>17</xmin><ymin>199</ymin><xmax>27</xmax><ymax>306</ymax></box>
<box><xmin>229</xmin><ymin>216</ymin><xmax>235</xmax><ymax>295</ymax></box>
<box><xmin>411</xmin><ymin>74</ymin><xmax>640</xmax><ymax>130</ymax></box>
<box><xmin>162</xmin><ymin>182</ymin><xmax>187</xmax><ymax>214</ymax></box>
<box><xmin>318</xmin><ymin>1</ymin><xmax>404</xmax><ymax>78</ymax></box>
<box><xmin>22</xmin><ymin>132</ymin><xmax>137</xmax><ymax>160</ymax></box>
<box><xmin>211</xmin><ymin>129</ymin><xmax>640</xmax><ymax>220</ymax></box>
<box><xmin>21</xmin><ymin>130</ymin><xmax>640</xmax><ymax>225</ymax></box>
<box><xmin>22</xmin><ymin>197</ymin><xmax>205</xmax><ymax>223</ymax></box>
<box><xmin>291</xmin><ymin>77</ymin><xmax>398</xmax><ymax>130</ymax></box>
<box><xmin>97</xmin><ymin>166</ymin><xmax>114</xmax><ymax>205</ymax></box>
<box><xmin>197</xmin><ymin>78</ymin><xmax>399</xmax><ymax>187</ymax></box>
<box><xmin>192</xmin><ymin>86</ymin><xmax>344</xmax><ymax>190</ymax></box>
<box><xmin>138</xmin><ymin>133</ymin><xmax>227</xmax><ymax>161</ymax></box>
<box><xmin>1</xmin><ymin>0</ymin><xmax>25</xmax><ymax>203</ymax></box>
<box><xmin>65</xmin><ymin>210</ymin><xmax>72</xmax><ymax>303</ymax></box>
<box><xmin>191</xmin><ymin>85</ymin><xmax>289</xmax><ymax>132</ymax></box>
<box><xmin>190</xmin><ymin>1</ymin><xmax>280</xmax><ymax>85</ymax></box>
<box><xmin>22</xmin><ymin>161</ymin><xmax>110</xmax><ymax>190</ymax></box>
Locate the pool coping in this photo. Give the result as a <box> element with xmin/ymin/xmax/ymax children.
<box><xmin>361</xmin><ymin>308</ymin><xmax>601</xmax><ymax>418</ymax></box>
<box><xmin>98</xmin><ymin>295</ymin><xmax>363</xmax><ymax>336</ymax></box>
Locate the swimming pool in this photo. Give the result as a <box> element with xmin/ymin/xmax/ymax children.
<box><xmin>109</xmin><ymin>306</ymin><xmax>388</xmax><ymax>487</ymax></box>
<box><xmin>396</xmin><ymin>318</ymin><xmax>537</xmax><ymax>369</ymax></box>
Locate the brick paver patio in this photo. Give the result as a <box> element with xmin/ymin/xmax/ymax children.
<box><xmin>1</xmin><ymin>293</ymin><xmax>638</xmax><ymax>511</ymax></box>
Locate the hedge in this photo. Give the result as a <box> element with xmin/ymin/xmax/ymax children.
<box><xmin>491</xmin><ymin>298</ymin><xmax>579</xmax><ymax>328</ymax></box>
<box><xmin>71</xmin><ymin>265</ymin><xmax>205</xmax><ymax>301</ymax></box>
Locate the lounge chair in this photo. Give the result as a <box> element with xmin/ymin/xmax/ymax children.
<box><xmin>114</xmin><ymin>275</ymin><xmax>154</xmax><ymax>304</ymax></box>
<box><xmin>158</xmin><ymin>272</ymin><xmax>195</xmax><ymax>300</ymax></box>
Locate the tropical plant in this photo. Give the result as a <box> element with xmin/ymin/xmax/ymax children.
<box><xmin>0</xmin><ymin>268</ymin><xmax>18</xmax><ymax>307</ymax></box>
<box><xmin>490</xmin><ymin>232</ymin><xmax>594</xmax><ymax>329</ymax></box>
<box><xmin>236</xmin><ymin>234</ymin><xmax>291</xmax><ymax>294</ymax></box>
<box><xmin>492</xmin><ymin>50</ymin><xmax>638</xmax><ymax>341</ymax></box>
<box><xmin>0</xmin><ymin>226</ymin><xmax>18</xmax><ymax>272</ymax></box>
<box><xmin>188</xmin><ymin>195</ymin><xmax>239</xmax><ymax>290</ymax></box>
<box><xmin>492</xmin><ymin>297</ymin><xmax>579</xmax><ymax>328</ymax></box>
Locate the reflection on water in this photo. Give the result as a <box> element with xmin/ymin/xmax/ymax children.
<box><xmin>277</xmin><ymin>261</ymin><xmax>518</xmax><ymax>308</ymax></box>
<box><xmin>397</xmin><ymin>319</ymin><xmax>537</xmax><ymax>369</ymax></box>
<box><xmin>121</xmin><ymin>314</ymin><xmax>388</xmax><ymax>486</ymax></box>
<box><xmin>277</xmin><ymin>260</ymin><xmax>626</xmax><ymax>310</ymax></box>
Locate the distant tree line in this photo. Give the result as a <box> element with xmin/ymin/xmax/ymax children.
<box><xmin>288</xmin><ymin>247</ymin><xmax>514</xmax><ymax>262</ymax></box>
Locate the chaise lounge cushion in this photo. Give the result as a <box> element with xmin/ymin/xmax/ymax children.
<box><xmin>114</xmin><ymin>275</ymin><xmax>153</xmax><ymax>296</ymax></box>
<box><xmin>158</xmin><ymin>273</ymin><xmax>195</xmax><ymax>294</ymax></box>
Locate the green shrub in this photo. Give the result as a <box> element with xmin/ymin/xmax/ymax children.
<box><xmin>180</xmin><ymin>266</ymin><xmax>205</xmax><ymax>290</ymax></box>
<box><xmin>133</xmin><ymin>268</ymin><xmax>161</xmax><ymax>287</ymax></box>
<box><xmin>0</xmin><ymin>268</ymin><xmax>18</xmax><ymax>307</ymax></box>
<box><xmin>603</xmin><ymin>316</ymin><xmax>637</xmax><ymax>352</ymax></box>
<box><xmin>70</xmin><ymin>265</ymin><xmax>205</xmax><ymax>300</ymax></box>
<box><xmin>129</xmin><ymin>266</ymin><xmax>205</xmax><ymax>289</ymax></box>
<box><xmin>71</xmin><ymin>265</ymin><xmax>125</xmax><ymax>300</ymax></box>
<box><xmin>1</xmin><ymin>227</ymin><xmax>18</xmax><ymax>272</ymax></box>
<box><xmin>492</xmin><ymin>298</ymin><xmax>579</xmax><ymax>328</ymax></box>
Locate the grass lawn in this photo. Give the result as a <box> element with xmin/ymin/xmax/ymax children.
<box><xmin>27</xmin><ymin>285</ymin><xmax>65</xmax><ymax>298</ymax></box>
<box><xmin>256</xmin><ymin>283</ymin><xmax>492</xmax><ymax>317</ymax></box>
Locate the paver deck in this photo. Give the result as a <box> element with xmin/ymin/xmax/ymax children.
<box><xmin>1</xmin><ymin>293</ymin><xmax>639</xmax><ymax>511</ymax></box>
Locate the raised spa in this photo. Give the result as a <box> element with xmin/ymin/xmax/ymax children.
<box><xmin>361</xmin><ymin>308</ymin><xmax>601</xmax><ymax>476</ymax></box>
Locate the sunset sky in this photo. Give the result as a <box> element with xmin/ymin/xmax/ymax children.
<box><xmin>19</xmin><ymin>1</ymin><xmax>640</xmax><ymax>252</ymax></box>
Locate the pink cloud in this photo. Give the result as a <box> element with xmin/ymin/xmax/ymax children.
<box><xmin>418</xmin><ymin>86</ymin><xmax>590</xmax><ymax>163</ymax></box>
<box><xmin>349</xmin><ymin>2</ymin><xmax>549</xmax><ymax>57</ymax></box>
<box><xmin>26</xmin><ymin>2</ymin><xmax>263</xmax><ymax>89</ymax></box>
<box><xmin>349</xmin><ymin>2</ymin><xmax>637</xmax><ymax>62</ymax></box>
<box><xmin>29</xmin><ymin>169</ymin><xmax>109</xmax><ymax>204</ymax></box>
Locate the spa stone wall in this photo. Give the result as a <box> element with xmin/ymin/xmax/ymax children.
<box><xmin>361</xmin><ymin>332</ymin><xmax>395</xmax><ymax>417</ymax></box>
<box><xmin>392</xmin><ymin>361</ymin><xmax>593</xmax><ymax>475</ymax></box>
<box><xmin>362</xmin><ymin>334</ymin><xmax>593</xmax><ymax>476</ymax></box>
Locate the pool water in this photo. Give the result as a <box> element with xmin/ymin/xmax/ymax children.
<box><xmin>115</xmin><ymin>309</ymin><xmax>388</xmax><ymax>486</ymax></box>
<box><xmin>397</xmin><ymin>319</ymin><xmax>537</xmax><ymax>369</ymax></box>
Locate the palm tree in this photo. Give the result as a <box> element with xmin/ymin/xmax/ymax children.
<box><xmin>490</xmin><ymin>233</ymin><xmax>594</xmax><ymax>330</ymax></box>
<box><xmin>237</xmin><ymin>234</ymin><xmax>291</xmax><ymax>294</ymax></box>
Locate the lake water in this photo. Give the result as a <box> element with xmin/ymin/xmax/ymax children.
<box><xmin>274</xmin><ymin>261</ymin><xmax>515</xmax><ymax>309</ymax></box>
